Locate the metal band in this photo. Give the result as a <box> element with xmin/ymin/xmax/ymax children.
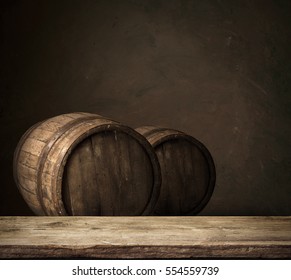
<box><xmin>141</xmin><ymin>127</ymin><xmax>168</xmax><ymax>138</ymax></box>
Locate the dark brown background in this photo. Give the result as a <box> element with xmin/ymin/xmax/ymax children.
<box><xmin>1</xmin><ymin>0</ymin><xmax>290</xmax><ymax>215</ymax></box>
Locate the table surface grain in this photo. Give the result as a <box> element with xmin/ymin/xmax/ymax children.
<box><xmin>0</xmin><ymin>216</ymin><xmax>290</xmax><ymax>259</ymax></box>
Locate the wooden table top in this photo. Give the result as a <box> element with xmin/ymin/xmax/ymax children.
<box><xmin>0</xmin><ymin>216</ymin><xmax>290</xmax><ymax>259</ymax></box>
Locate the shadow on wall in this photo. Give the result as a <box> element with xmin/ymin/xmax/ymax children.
<box><xmin>0</xmin><ymin>0</ymin><xmax>291</xmax><ymax>215</ymax></box>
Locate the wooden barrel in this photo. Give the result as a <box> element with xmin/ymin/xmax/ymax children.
<box><xmin>135</xmin><ymin>126</ymin><xmax>216</xmax><ymax>215</ymax></box>
<box><xmin>13</xmin><ymin>113</ymin><xmax>161</xmax><ymax>216</ymax></box>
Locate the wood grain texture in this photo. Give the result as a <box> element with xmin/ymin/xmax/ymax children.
<box><xmin>136</xmin><ymin>126</ymin><xmax>216</xmax><ymax>215</ymax></box>
<box><xmin>63</xmin><ymin>131</ymin><xmax>155</xmax><ymax>215</ymax></box>
<box><xmin>13</xmin><ymin>113</ymin><xmax>161</xmax><ymax>216</ymax></box>
<box><xmin>0</xmin><ymin>217</ymin><xmax>290</xmax><ymax>259</ymax></box>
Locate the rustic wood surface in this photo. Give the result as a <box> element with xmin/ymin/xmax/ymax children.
<box><xmin>0</xmin><ymin>216</ymin><xmax>290</xmax><ymax>259</ymax></box>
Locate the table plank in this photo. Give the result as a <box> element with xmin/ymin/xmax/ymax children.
<box><xmin>0</xmin><ymin>216</ymin><xmax>290</xmax><ymax>258</ymax></box>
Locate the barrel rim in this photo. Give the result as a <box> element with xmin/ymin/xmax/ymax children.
<box><xmin>53</xmin><ymin>122</ymin><xmax>161</xmax><ymax>216</ymax></box>
<box><xmin>37</xmin><ymin>114</ymin><xmax>103</xmax><ymax>215</ymax></box>
<box><xmin>137</xmin><ymin>126</ymin><xmax>216</xmax><ymax>215</ymax></box>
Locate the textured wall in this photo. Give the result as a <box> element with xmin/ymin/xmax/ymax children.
<box><xmin>1</xmin><ymin>0</ymin><xmax>291</xmax><ymax>215</ymax></box>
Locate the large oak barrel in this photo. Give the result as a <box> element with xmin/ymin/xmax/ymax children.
<box><xmin>135</xmin><ymin>126</ymin><xmax>216</xmax><ymax>215</ymax></box>
<box><xmin>14</xmin><ymin>113</ymin><xmax>161</xmax><ymax>216</ymax></box>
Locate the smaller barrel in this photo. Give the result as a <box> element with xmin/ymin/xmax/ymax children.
<box><xmin>135</xmin><ymin>126</ymin><xmax>216</xmax><ymax>215</ymax></box>
<box><xmin>14</xmin><ymin>113</ymin><xmax>161</xmax><ymax>216</ymax></box>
